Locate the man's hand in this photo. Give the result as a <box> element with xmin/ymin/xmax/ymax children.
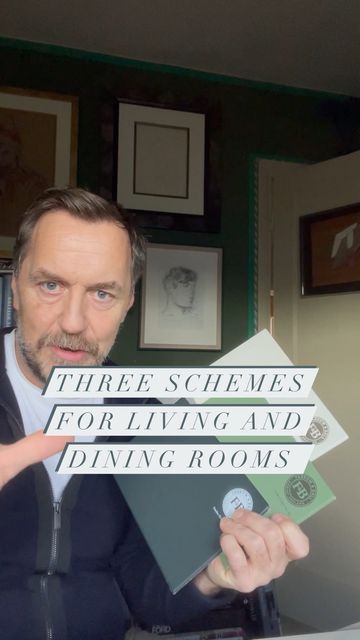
<box><xmin>193</xmin><ymin>508</ymin><xmax>309</xmax><ymax>596</ymax></box>
<box><xmin>0</xmin><ymin>431</ymin><xmax>73</xmax><ymax>490</ymax></box>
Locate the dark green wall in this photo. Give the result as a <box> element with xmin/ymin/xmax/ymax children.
<box><xmin>1</xmin><ymin>39</ymin><xmax>360</xmax><ymax>365</ymax></box>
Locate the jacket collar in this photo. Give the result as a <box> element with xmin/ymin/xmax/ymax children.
<box><xmin>0</xmin><ymin>328</ymin><xmax>25</xmax><ymax>437</ymax></box>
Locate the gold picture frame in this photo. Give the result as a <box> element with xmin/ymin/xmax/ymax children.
<box><xmin>0</xmin><ymin>86</ymin><xmax>78</xmax><ymax>236</ymax></box>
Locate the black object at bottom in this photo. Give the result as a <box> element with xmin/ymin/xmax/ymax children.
<box><xmin>144</xmin><ymin>583</ymin><xmax>281</xmax><ymax>639</ymax></box>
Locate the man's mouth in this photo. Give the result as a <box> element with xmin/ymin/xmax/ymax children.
<box><xmin>50</xmin><ymin>346</ymin><xmax>89</xmax><ymax>362</ymax></box>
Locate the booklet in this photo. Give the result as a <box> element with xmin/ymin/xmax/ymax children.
<box><xmin>115</xmin><ymin>458</ymin><xmax>334</xmax><ymax>594</ymax></box>
<box><xmin>114</xmin><ymin>438</ymin><xmax>334</xmax><ymax>594</ymax></box>
<box><xmin>115</xmin><ymin>454</ymin><xmax>269</xmax><ymax>595</ymax></box>
<box><xmin>114</xmin><ymin>330</ymin><xmax>338</xmax><ymax>594</ymax></box>
<box><xmin>206</xmin><ymin>329</ymin><xmax>348</xmax><ymax>461</ymax></box>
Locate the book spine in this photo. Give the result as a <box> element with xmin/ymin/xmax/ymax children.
<box><xmin>1</xmin><ymin>274</ymin><xmax>14</xmax><ymax>328</ymax></box>
<box><xmin>0</xmin><ymin>276</ymin><xmax>3</xmax><ymax>327</ymax></box>
<box><xmin>0</xmin><ymin>259</ymin><xmax>13</xmax><ymax>271</ymax></box>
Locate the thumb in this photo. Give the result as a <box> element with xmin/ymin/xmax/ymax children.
<box><xmin>0</xmin><ymin>431</ymin><xmax>73</xmax><ymax>489</ymax></box>
<box><xmin>13</xmin><ymin>430</ymin><xmax>74</xmax><ymax>465</ymax></box>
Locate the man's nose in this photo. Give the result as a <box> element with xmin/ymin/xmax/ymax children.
<box><xmin>58</xmin><ymin>290</ymin><xmax>88</xmax><ymax>334</ymax></box>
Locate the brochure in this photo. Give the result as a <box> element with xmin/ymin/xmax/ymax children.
<box><xmin>115</xmin><ymin>330</ymin><xmax>338</xmax><ymax>594</ymax></box>
<box><xmin>207</xmin><ymin>329</ymin><xmax>348</xmax><ymax>460</ymax></box>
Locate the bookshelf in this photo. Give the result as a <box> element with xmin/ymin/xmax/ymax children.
<box><xmin>0</xmin><ymin>253</ymin><xmax>14</xmax><ymax>329</ymax></box>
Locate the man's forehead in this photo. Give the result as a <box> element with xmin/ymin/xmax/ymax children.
<box><xmin>33</xmin><ymin>208</ymin><xmax>124</xmax><ymax>230</ymax></box>
<box><xmin>21</xmin><ymin>210</ymin><xmax>132</xmax><ymax>279</ymax></box>
<box><xmin>28</xmin><ymin>210</ymin><xmax>129</xmax><ymax>248</ymax></box>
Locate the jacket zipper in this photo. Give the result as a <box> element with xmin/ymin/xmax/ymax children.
<box><xmin>49</xmin><ymin>501</ymin><xmax>62</xmax><ymax>575</ymax></box>
<box><xmin>0</xmin><ymin>407</ymin><xmax>60</xmax><ymax>640</ymax></box>
<box><xmin>0</xmin><ymin>373</ymin><xmax>68</xmax><ymax>640</ymax></box>
<box><xmin>40</xmin><ymin>497</ymin><xmax>62</xmax><ymax>640</ymax></box>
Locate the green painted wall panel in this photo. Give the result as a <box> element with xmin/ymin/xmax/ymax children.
<box><xmin>1</xmin><ymin>40</ymin><xmax>359</xmax><ymax>365</ymax></box>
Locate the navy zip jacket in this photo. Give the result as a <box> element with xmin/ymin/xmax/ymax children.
<box><xmin>0</xmin><ymin>331</ymin><xmax>231</xmax><ymax>640</ymax></box>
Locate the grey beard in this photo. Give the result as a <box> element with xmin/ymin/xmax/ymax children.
<box><xmin>17</xmin><ymin>334</ymin><xmax>48</xmax><ymax>385</ymax></box>
<box><xmin>16</xmin><ymin>326</ymin><xmax>106</xmax><ymax>386</ymax></box>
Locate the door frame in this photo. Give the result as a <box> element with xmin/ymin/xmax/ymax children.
<box><xmin>249</xmin><ymin>154</ymin><xmax>308</xmax><ymax>336</ymax></box>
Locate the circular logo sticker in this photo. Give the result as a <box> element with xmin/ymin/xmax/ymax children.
<box><xmin>222</xmin><ymin>488</ymin><xmax>253</xmax><ymax>517</ymax></box>
<box><xmin>285</xmin><ymin>474</ymin><xmax>317</xmax><ymax>506</ymax></box>
<box><xmin>301</xmin><ymin>417</ymin><xmax>329</xmax><ymax>444</ymax></box>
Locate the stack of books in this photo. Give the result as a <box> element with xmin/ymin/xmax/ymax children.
<box><xmin>0</xmin><ymin>257</ymin><xmax>14</xmax><ymax>329</ymax></box>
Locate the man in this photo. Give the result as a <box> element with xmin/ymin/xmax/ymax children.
<box><xmin>0</xmin><ymin>188</ymin><xmax>309</xmax><ymax>640</ymax></box>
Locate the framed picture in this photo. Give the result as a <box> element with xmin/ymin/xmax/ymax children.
<box><xmin>0</xmin><ymin>250</ymin><xmax>13</xmax><ymax>271</ymax></box>
<box><xmin>0</xmin><ymin>87</ymin><xmax>78</xmax><ymax>236</ymax></box>
<box><xmin>113</xmin><ymin>100</ymin><xmax>221</xmax><ymax>232</ymax></box>
<box><xmin>300</xmin><ymin>203</ymin><xmax>360</xmax><ymax>295</ymax></box>
<box><xmin>140</xmin><ymin>243</ymin><xmax>222</xmax><ymax>350</ymax></box>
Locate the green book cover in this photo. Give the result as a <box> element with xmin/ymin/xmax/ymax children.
<box><xmin>115</xmin><ymin>457</ymin><xmax>269</xmax><ymax>595</ymax></box>
<box><xmin>114</xmin><ymin>432</ymin><xmax>335</xmax><ymax>594</ymax></box>
<box><xmin>114</xmin><ymin>332</ymin><xmax>338</xmax><ymax>594</ymax></box>
<box><xmin>249</xmin><ymin>464</ymin><xmax>335</xmax><ymax>524</ymax></box>
<box><xmin>204</xmin><ymin>397</ymin><xmax>336</xmax><ymax>524</ymax></box>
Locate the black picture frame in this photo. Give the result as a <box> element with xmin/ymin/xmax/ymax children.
<box><xmin>300</xmin><ymin>202</ymin><xmax>360</xmax><ymax>295</ymax></box>
<box><xmin>100</xmin><ymin>98</ymin><xmax>222</xmax><ymax>233</ymax></box>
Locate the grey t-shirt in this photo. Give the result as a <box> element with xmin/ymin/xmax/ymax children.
<box><xmin>4</xmin><ymin>329</ymin><xmax>98</xmax><ymax>500</ymax></box>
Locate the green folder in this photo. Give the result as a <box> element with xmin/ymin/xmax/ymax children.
<box><xmin>114</xmin><ymin>432</ymin><xmax>334</xmax><ymax>594</ymax></box>
<box><xmin>115</xmin><ymin>450</ymin><xmax>268</xmax><ymax>594</ymax></box>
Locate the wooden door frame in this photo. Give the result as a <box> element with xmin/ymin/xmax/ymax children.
<box><xmin>248</xmin><ymin>154</ymin><xmax>308</xmax><ymax>336</ymax></box>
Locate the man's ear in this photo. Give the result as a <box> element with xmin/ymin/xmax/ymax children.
<box><xmin>11</xmin><ymin>275</ymin><xmax>19</xmax><ymax>312</ymax></box>
<box><xmin>120</xmin><ymin>292</ymin><xmax>135</xmax><ymax>324</ymax></box>
<box><xmin>127</xmin><ymin>291</ymin><xmax>135</xmax><ymax>312</ymax></box>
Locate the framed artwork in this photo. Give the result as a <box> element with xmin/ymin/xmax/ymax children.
<box><xmin>140</xmin><ymin>243</ymin><xmax>222</xmax><ymax>350</ymax></box>
<box><xmin>111</xmin><ymin>100</ymin><xmax>221</xmax><ymax>232</ymax></box>
<box><xmin>0</xmin><ymin>87</ymin><xmax>78</xmax><ymax>236</ymax></box>
<box><xmin>300</xmin><ymin>203</ymin><xmax>360</xmax><ymax>295</ymax></box>
<box><xmin>0</xmin><ymin>251</ymin><xmax>13</xmax><ymax>270</ymax></box>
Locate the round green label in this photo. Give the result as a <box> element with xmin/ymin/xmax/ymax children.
<box><xmin>285</xmin><ymin>474</ymin><xmax>317</xmax><ymax>506</ymax></box>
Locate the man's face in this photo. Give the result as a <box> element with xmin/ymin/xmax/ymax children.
<box><xmin>170</xmin><ymin>278</ymin><xmax>196</xmax><ymax>309</ymax></box>
<box><xmin>12</xmin><ymin>210</ymin><xmax>134</xmax><ymax>387</ymax></box>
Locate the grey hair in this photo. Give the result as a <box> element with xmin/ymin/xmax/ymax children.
<box><xmin>12</xmin><ymin>187</ymin><xmax>146</xmax><ymax>285</ymax></box>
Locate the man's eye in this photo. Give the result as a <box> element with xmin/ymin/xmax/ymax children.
<box><xmin>41</xmin><ymin>281</ymin><xmax>59</xmax><ymax>293</ymax></box>
<box><xmin>95</xmin><ymin>290</ymin><xmax>111</xmax><ymax>301</ymax></box>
